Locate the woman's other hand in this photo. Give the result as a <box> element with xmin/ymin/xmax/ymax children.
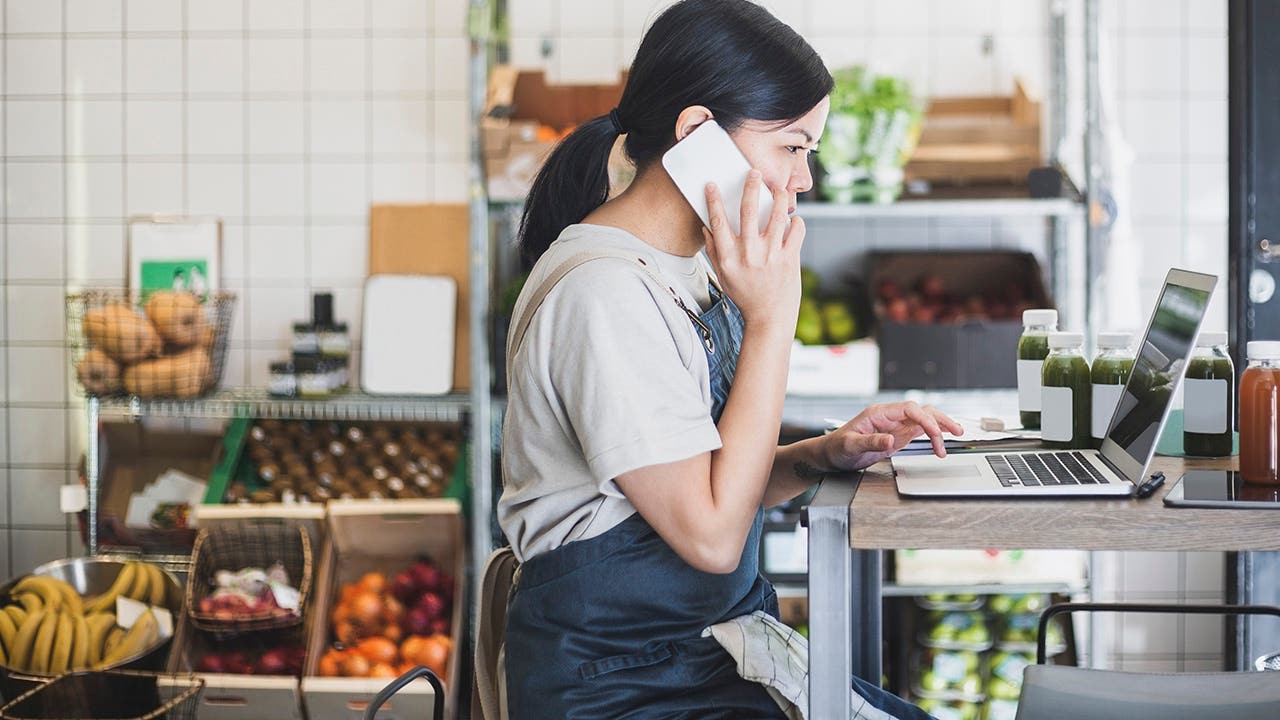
<box><xmin>824</xmin><ymin>402</ymin><xmax>964</xmax><ymax>471</ymax></box>
<box><xmin>702</xmin><ymin>171</ymin><xmax>805</xmax><ymax>334</ymax></box>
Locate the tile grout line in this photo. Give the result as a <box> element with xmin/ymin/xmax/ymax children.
<box><xmin>3</xmin><ymin>0</ymin><xmax>11</xmax><ymax>576</ymax></box>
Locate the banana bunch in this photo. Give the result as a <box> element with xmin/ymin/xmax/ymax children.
<box><xmin>0</xmin><ymin>562</ymin><xmax>167</xmax><ymax>674</ymax></box>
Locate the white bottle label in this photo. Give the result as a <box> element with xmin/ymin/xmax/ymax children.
<box><xmin>1018</xmin><ymin>359</ymin><xmax>1044</xmax><ymax>412</ymax></box>
<box><xmin>1092</xmin><ymin>384</ymin><xmax>1125</xmax><ymax>440</ymax></box>
<box><xmin>1042</xmin><ymin>386</ymin><xmax>1074</xmax><ymax>442</ymax></box>
<box><xmin>1184</xmin><ymin>378</ymin><xmax>1229</xmax><ymax>434</ymax></box>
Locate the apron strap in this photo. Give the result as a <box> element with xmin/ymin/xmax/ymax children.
<box><xmin>505</xmin><ymin>248</ymin><xmax>700</xmax><ymax>373</ymax></box>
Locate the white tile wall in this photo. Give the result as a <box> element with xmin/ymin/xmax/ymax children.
<box><xmin>0</xmin><ymin>0</ymin><xmax>1232</xmax><ymax>672</ymax></box>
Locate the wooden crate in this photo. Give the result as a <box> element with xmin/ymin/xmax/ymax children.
<box><xmin>904</xmin><ymin>79</ymin><xmax>1042</xmax><ymax>188</ymax></box>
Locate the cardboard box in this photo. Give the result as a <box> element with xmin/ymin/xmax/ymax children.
<box><xmin>482</xmin><ymin>66</ymin><xmax>626</xmax><ymax>201</ymax></box>
<box><xmin>165</xmin><ymin>506</ymin><xmax>325</xmax><ymax>720</ymax></box>
<box><xmin>869</xmin><ymin>251</ymin><xmax>1052</xmax><ymax>390</ymax></box>
<box><xmin>302</xmin><ymin>499</ymin><xmax>464</xmax><ymax>720</ymax></box>
<box><xmin>786</xmin><ymin>339</ymin><xmax>880</xmax><ymax>396</ymax></box>
<box><xmin>80</xmin><ymin>420</ymin><xmax>226</xmax><ymax>553</ymax></box>
<box><xmin>368</xmin><ymin>205</ymin><xmax>470</xmax><ymax>391</ymax></box>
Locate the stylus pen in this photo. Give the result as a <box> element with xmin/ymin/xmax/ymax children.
<box><xmin>1135</xmin><ymin>472</ymin><xmax>1166</xmax><ymax>499</ymax></box>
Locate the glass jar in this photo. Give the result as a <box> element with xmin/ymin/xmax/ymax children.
<box><xmin>1090</xmin><ymin>332</ymin><xmax>1135</xmax><ymax>448</ymax></box>
<box><xmin>294</xmin><ymin>355</ymin><xmax>331</xmax><ymax>398</ymax></box>
<box><xmin>1184</xmin><ymin>331</ymin><xmax>1235</xmax><ymax>457</ymax></box>
<box><xmin>292</xmin><ymin>323</ymin><xmax>319</xmax><ymax>354</ymax></box>
<box><xmin>1041</xmin><ymin>332</ymin><xmax>1091</xmax><ymax>449</ymax></box>
<box><xmin>1017</xmin><ymin>309</ymin><xmax>1058</xmax><ymax>429</ymax></box>
<box><xmin>267</xmin><ymin>360</ymin><xmax>297</xmax><ymax>398</ymax></box>
<box><xmin>319</xmin><ymin>322</ymin><xmax>351</xmax><ymax>358</ymax></box>
<box><xmin>1240</xmin><ymin>341</ymin><xmax>1280</xmax><ymax>485</ymax></box>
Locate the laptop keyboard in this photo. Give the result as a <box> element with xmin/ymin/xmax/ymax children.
<box><xmin>986</xmin><ymin>452</ymin><xmax>1112</xmax><ymax>488</ymax></box>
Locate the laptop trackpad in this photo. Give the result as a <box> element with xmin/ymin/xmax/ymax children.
<box><xmin>908</xmin><ymin>464</ymin><xmax>982</xmax><ymax>479</ymax></box>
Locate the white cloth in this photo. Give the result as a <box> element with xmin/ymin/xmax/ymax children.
<box><xmin>702</xmin><ymin>611</ymin><xmax>901</xmax><ymax>720</ymax></box>
<box><xmin>499</xmin><ymin>224</ymin><xmax>721</xmax><ymax>562</ymax></box>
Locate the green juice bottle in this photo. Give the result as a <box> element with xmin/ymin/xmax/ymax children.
<box><xmin>1017</xmin><ymin>309</ymin><xmax>1058</xmax><ymax>429</ymax></box>
<box><xmin>1183</xmin><ymin>331</ymin><xmax>1234</xmax><ymax>457</ymax></box>
<box><xmin>1090</xmin><ymin>332</ymin><xmax>1135</xmax><ymax>448</ymax></box>
<box><xmin>1042</xmin><ymin>332</ymin><xmax>1092</xmax><ymax>449</ymax></box>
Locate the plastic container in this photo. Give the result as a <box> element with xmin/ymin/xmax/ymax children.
<box><xmin>1091</xmin><ymin>332</ymin><xmax>1134</xmax><ymax>447</ymax></box>
<box><xmin>1184</xmin><ymin>332</ymin><xmax>1234</xmax><ymax>457</ymax></box>
<box><xmin>1017</xmin><ymin>309</ymin><xmax>1058</xmax><ymax>429</ymax></box>
<box><xmin>1041</xmin><ymin>332</ymin><xmax>1091</xmax><ymax>449</ymax></box>
<box><xmin>1240</xmin><ymin>341</ymin><xmax>1280</xmax><ymax>485</ymax></box>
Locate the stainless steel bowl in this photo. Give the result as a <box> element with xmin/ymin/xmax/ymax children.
<box><xmin>0</xmin><ymin>557</ymin><xmax>183</xmax><ymax>698</ymax></box>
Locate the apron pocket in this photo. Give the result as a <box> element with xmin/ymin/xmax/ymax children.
<box><xmin>578</xmin><ymin>645</ymin><xmax>674</xmax><ymax>680</ymax></box>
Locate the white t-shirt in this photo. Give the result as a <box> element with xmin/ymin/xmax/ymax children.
<box><xmin>499</xmin><ymin>224</ymin><xmax>722</xmax><ymax>562</ymax></box>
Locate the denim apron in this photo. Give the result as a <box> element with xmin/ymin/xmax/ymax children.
<box><xmin>504</xmin><ymin>268</ymin><xmax>787</xmax><ymax>720</ymax></box>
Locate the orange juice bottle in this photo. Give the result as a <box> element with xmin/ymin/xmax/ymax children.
<box><xmin>1239</xmin><ymin>341</ymin><xmax>1280</xmax><ymax>485</ymax></box>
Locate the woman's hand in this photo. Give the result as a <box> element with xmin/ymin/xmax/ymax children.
<box><xmin>702</xmin><ymin>171</ymin><xmax>805</xmax><ymax>334</ymax></box>
<box><xmin>824</xmin><ymin>402</ymin><xmax>964</xmax><ymax>471</ymax></box>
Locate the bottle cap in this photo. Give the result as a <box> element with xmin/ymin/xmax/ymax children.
<box><xmin>1196</xmin><ymin>331</ymin><xmax>1228</xmax><ymax>347</ymax></box>
<box><xmin>1022</xmin><ymin>309</ymin><xmax>1058</xmax><ymax>327</ymax></box>
<box><xmin>1048</xmin><ymin>331</ymin><xmax>1084</xmax><ymax>349</ymax></box>
<box><xmin>312</xmin><ymin>292</ymin><xmax>335</xmax><ymax>326</ymax></box>
<box><xmin>1096</xmin><ymin>331</ymin><xmax>1132</xmax><ymax>349</ymax></box>
<box><xmin>1247</xmin><ymin>341</ymin><xmax>1280</xmax><ymax>360</ymax></box>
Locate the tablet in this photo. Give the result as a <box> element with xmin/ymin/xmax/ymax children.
<box><xmin>1163</xmin><ymin>470</ymin><xmax>1280</xmax><ymax>509</ymax></box>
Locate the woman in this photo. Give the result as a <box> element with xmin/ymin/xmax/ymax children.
<box><xmin>499</xmin><ymin>1</ymin><xmax>959</xmax><ymax>717</ymax></box>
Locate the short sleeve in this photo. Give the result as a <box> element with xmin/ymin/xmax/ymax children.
<box><xmin>544</xmin><ymin>263</ymin><xmax>722</xmax><ymax>494</ymax></box>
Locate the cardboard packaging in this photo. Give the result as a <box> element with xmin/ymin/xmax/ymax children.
<box><xmin>368</xmin><ymin>204</ymin><xmax>470</xmax><ymax>391</ymax></box>
<box><xmin>302</xmin><ymin>499</ymin><xmax>464</xmax><ymax>720</ymax></box>
<box><xmin>482</xmin><ymin>66</ymin><xmax>627</xmax><ymax>201</ymax></box>
<box><xmin>165</xmin><ymin>506</ymin><xmax>326</xmax><ymax>720</ymax></box>
<box><xmin>869</xmin><ymin>251</ymin><xmax>1053</xmax><ymax>390</ymax></box>
<box><xmin>79</xmin><ymin>421</ymin><xmax>225</xmax><ymax>553</ymax></box>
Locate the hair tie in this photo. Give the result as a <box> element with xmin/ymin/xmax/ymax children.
<box><xmin>608</xmin><ymin>108</ymin><xmax>626</xmax><ymax>135</ymax></box>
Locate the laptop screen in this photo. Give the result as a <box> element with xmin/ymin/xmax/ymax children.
<box><xmin>1106</xmin><ymin>280</ymin><xmax>1214</xmax><ymax>466</ymax></box>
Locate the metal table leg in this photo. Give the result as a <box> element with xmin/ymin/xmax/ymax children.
<box><xmin>806</xmin><ymin>473</ymin><xmax>881</xmax><ymax>719</ymax></box>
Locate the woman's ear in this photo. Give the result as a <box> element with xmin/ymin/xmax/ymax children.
<box><xmin>673</xmin><ymin>105</ymin><xmax>715</xmax><ymax>142</ymax></box>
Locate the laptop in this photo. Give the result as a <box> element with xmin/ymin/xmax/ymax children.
<box><xmin>893</xmin><ymin>268</ymin><xmax>1217</xmax><ymax>498</ymax></box>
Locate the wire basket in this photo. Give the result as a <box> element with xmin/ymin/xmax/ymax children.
<box><xmin>0</xmin><ymin>671</ymin><xmax>203</xmax><ymax>720</ymax></box>
<box><xmin>186</xmin><ymin>521</ymin><xmax>312</xmax><ymax>633</ymax></box>
<box><xmin>65</xmin><ymin>290</ymin><xmax>236</xmax><ymax>399</ymax></box>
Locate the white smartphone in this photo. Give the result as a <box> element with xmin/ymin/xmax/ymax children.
<box><xmin>661</xmin><ymin>120</ymin><xmax>775</xmax><ymax>238</ymax></box>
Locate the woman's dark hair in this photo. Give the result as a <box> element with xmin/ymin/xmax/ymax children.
<box><xmin>516</xmin><ymin>0</ymin><xmax>833</xmax><ymax>268</ymax></box>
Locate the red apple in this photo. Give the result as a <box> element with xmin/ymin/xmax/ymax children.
<box><xmin>403</xmin><ymin>607</ymin><xmax>433</xmax><ymax>637</ymax></box>
<box><xmin>416</xmin><ymin>592</ymin><xmax>447</xmax><ymax>621</ymax></box>
<box><xmin>256</xmin><ymin>648</ymin><xmax>291</xmax><ymax>675</ymax></box>
<box><xmin>410</xmin><ymin>561</ymin><xmax>441</xmax><ymax>594</ymax></box>
<box><xmin>876</xmin><ymin>279</ymin><xmax>902</xmax><ymax>302</ymax></box>
<box><xmin>224</xmin><ymin>652</ymin><xmax>255</xmax><ymax>675</ymax></box>
<box><xmin>195</xmin><ymin>653</ymin><xmax>227</xmax><ymax>673</ymax></box>
<box><xmin>917</xmin><ymin>274</ymin><xmax>945</xmax><ymax>300</ymax></box>
<box><xmin>886</xmin><ymin>298</ymin><xmax>910</xmax><ymax>323</ymax></box>
<box><xmin>391</xmin><ymin>570</ymin><xmax>419</xmax><ymax>603</ymax></box>
<box><xmin>429</xmin><ymin>618</ymin><xmax>451</xmax><ymax>636</ymax></box>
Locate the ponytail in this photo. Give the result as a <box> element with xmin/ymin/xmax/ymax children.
<box><xmin>516</xmin><ymin>115</ymin><xmax>620</xmax><ymax>269</ymax></box>
<box><xmin>515</xmin><ymin>0</ymin><xmax>832</xmax><ymax>269</ymax></box>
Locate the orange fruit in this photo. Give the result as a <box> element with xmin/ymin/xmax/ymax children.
<box><xmin>400</xmin><ymin>636</ymin><xmax>427</xmax><ymax>664</ymax></box>
<box><xmin>341</xmin><ymin>584</ymin><xmax>360</xmax><ymax>604</ymax></box>
<box><xmin>419</xmin><ymin>635</ymin><xmax>449</xmax><ymax>677</ymax></box>
<box><xmin>356</xmin><ymin>636</ymin><xmax>399</xmax><ymax>665</ymax></box>
<box><xmin>382</xmin><ymin>624</ymin><xmax>403</xmax><ymax>643</ymax></box>
<box><xmin>340</xmin><ymin>653</ymin><xmax>370</xmax><ymax>678</ymax></box>
<box><xmin>369</xmin><ymin>662</ymin><xmax>398</xmax><ymax>679</ymax></box>
<box><xmin>318</xmin><ymin>649</ymin><xmax>344</xmax><ymax>677</ymax></box>
<box><xmin>357</xmin><ymin>572</ymin><xmax>387</xmax><ymax>595</ymax></box>
<box><xmin>382</xmin><ymin>595</ymin><xmax>406</xmax><ymax>624</ymax></box>
<box><xmin>349</xmin><ymin>591</ymin><xmax>385</xmax><ymax>629</ymax></box>
<box><xmin>334</xmin><ymin>620</ymin><xmax>360</xmax><ymax>645</ymax></box>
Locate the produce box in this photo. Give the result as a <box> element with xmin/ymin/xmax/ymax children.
<box><xmin>166</xmin><ymin>507</ymin><xmax>322</xmax><ymax>720</ymax></box>
<box><xmin>79</xmin><ymin>420</ymin><xmax>226</xmax><ymax>553</ymax></box>
<box><xmin>302</xmin><ymin>499</ymin><xmax>464</xmax><ymax>720</ymax></box>
<box><xmin>868</xmin><ymin>251</ymin><xmax>1052</xmax><ymax>389</ymax></box>
<box><xmin>482</xmin><ymin>66</ymin><xmax>627</xmax><ymax>201</ymax></box>
<box><xmin>202</xmin><ymin>418</ymin><xmax>467</xmax><ymax>507</ymax></box>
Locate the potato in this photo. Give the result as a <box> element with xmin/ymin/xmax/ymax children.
<box><xmin>82</xmin><ymin>304</ymin><xmax>162</xmax><ymax>363</ymax></box>
<box><xmin>123</xmin><ymin>348</ymin><xmax>212</xmax><ymax>398</ymax></box>
<box><xmin>76</xmin><ymin>348</ymin><xmax>122</xmax><ymax>396</ymax></box>
<box><xmin>145</xmin><ymin>291</ymin><xmax>207</xmax><ymax>348</ymax></box>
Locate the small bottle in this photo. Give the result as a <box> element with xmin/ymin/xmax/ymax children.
<box><xmin>1239</xmin><ymin>341</ymin><xmax>1280</xmax><ymax>485</ymax></box>
<box><xmin>1017</xmin><ymin>309</ymin><xmax>1058</xmax><ymax>429</ymax></box>
<box><xmin>292</xmin><ymin>323</ymin><xmax>319</xmax><ymax>354</ymax></box>
<box><xmin>1090</xmin><ymin>332</ymin><xmax>1135</xmax><ymax>448</ymax></box>
<box><xmin>1184</xmin><ymin>332</ymin><xmax>1235</xmax><ymax>457</ymax></box>
<box><xmin>1041</xmin><ymin>332</ymin><xmax>1091</xmax><ymax>449</ymax></box>
<box><xmin>295</xmin><ymin>355</ymin><xmax>331</xmax><ymax>398</ymax></box>
<box><xmin>267</xmin><ymin>360</ymin><xmax>297</xmax><ymax>398</ymax></box>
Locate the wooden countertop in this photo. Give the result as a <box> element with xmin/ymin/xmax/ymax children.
<box><xmin>848</xmin><ymin>455</ymin><xmax>1280</xmax><ymax>552</ymax></box>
